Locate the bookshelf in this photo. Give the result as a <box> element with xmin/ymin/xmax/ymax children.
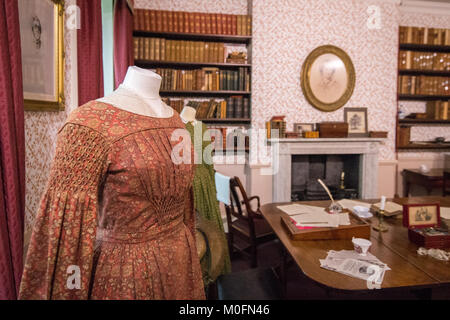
<box><xmin>133</xmin><ymin>9</ymin><xmax>252</xmax><ymax>127</ymax></box>
<box><xmin>396</xmin><ymin>26</ymin><xmax>450</xmax><ymax>151</ymax></box>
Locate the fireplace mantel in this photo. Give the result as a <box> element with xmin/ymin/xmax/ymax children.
<box><xmin>268</xmin><ymin>138</ymin><xmax>385</xmax><ymax>202</ymax></box>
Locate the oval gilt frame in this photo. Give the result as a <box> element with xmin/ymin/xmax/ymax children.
<box><xmin>300</xmin><ymin>45</ymin><xmax>355</xmax><ymax>112</ymax></box>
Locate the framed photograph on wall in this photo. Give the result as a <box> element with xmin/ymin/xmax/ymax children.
<box><xmin>344</xmin><ymin>107</ymin><xmax>368</xmax><ymax>137</ymax></box>
<box><xmin>294</xmin><ymin>123</ymin><xmax>315</xmax><ymax>134</ymax></box>
<box><xmin>18</xmin><ymin>0</ymin><xmax>65</xmax><ymax>111</ymax></box>
<box><xmin>300</xmin><ymin>45</ymin><xmax>355</xmax><ymax>112</ymax></box>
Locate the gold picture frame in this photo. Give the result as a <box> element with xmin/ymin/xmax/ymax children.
<box><xmin>301</xmin><ymin>45</ymin><xmax>355</xmax><ymax>112</ymax></box>
<box><xmin>19</xmin><ymin>0</ymin><xmax>65</xmax><ymax>111</ymax></box>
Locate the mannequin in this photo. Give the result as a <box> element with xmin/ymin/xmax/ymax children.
<box><xmin>97</xmin><ymin>66</ymin><xmax>174</xmax><ymax>118</ymax></box>
<box><xmin>180</xmin><ymin>106</ymin><xmax>197</xmax><ymax>124</ymax></box>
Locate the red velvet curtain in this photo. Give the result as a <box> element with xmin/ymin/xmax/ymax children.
<box><xmin>114</xmin><ymin>0</ymin><xmax>134</xmax><ymax>89</ymax></box>
<box><xmin>77</xmin><ymin>0</ymin><xmax>104</xmax><ymax>105</ymax></box>
<box><xmin>0</xmin><ymin>0</ymin><xmax>25</xmax><ymax>300</ymax></box>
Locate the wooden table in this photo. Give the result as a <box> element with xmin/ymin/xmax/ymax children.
<box><xmin>403</xmin><ymin>169</ymin><xmax>444</xmax><ymax>197</ymax></box>
<box><xmin>261</xmin><ymin>196</ymin><xmax>450</xmax><ymax>296</ymax></box>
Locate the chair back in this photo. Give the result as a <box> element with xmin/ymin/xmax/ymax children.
<box><xmin>225</xmin><ymin>177</ymin><xmax>257</xmax><ymax>237</ymax></box>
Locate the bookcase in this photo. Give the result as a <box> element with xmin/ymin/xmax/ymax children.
<box><xmin>396</xmin><ymin>26</ymin><xmax>450</xmax><ymax>151</ymax></box>
<box><xmin>133</xmin><ymin>9</ymin><xmax>252</xmax><ymax>128</ymax></box>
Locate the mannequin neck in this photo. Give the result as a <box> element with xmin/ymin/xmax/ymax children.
<box><xmin>180</xmin><ymin>106</ymin><xmax>197</xmax><ymax>124</ymax></box>
<box><xmin>121</xmin><ymin>66</ymin><xmax>161</xmax><ymax>100</ymax></box>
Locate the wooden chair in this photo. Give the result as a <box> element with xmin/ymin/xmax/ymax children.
<box><xmin>225</xmin><ymin>176</ymin><xmax>276</xmax><ymax>268</ymax></box>
<box><xmin>443</xmin><ymin>170</ymin><xmax>450</xmax><ymax>196</ymax></box>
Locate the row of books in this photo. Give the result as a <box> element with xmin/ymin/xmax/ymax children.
<box><xmin>399</xmin><ymin>26</ymin><xmax>450</xmax><ymax>46</ymax></box>
<box><xmin>155</xmin><ymin>68</ymin><xmax>250</xmax><ymax>92</ymax></box>
<box><xmin>163</xmin><ymin>97</ymin><xmax>250</xmax><ymax>119</ymax></box>
<box><xmin>134</xmin><ymin>37</ymin><xmax>247</xmax><ymax>63</ymax></box>
<box><xmin>398</xmin><ymin>75</ymin><xmax>450</xmax><ymax>96</ymax></box>
<box><xmin>426</xmin><ymin>101</ymin><xmax>450</xmax><ymax>120</ymax></box>
<box><xmin>398</xmin><ymin>51</ymin><xmax>450</xmax><ymax>71</ymax></box>
<box><xmin>209</xmin><ymin>127</ymin><xmax>249</xmax><ymax>151</ymax></box>
<box><xmin>134</xmin><ymin>9</ymin><xmax>252</xmax><ymax>36</ymax></box>
<box><xmin>266</xmin><ymin>116</ymin><xmax>287</xmax><ymax>139</ymax></box>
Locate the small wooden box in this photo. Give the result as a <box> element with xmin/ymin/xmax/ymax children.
<box><xmin>408</xmin><ymin>228</ymin><xmax>450</xmax><ymax>249</ymax></box>
<box><xmin>317</xmin><ymin>122</ymin><xmax>348</xmax><ymax>138</ymax></box>
<box><xmin>303</xmin><ymin>131</ymin><xmax>319</xmax><ymax>138</ymax></box>
<box><xmin>285</xmin><ymin>131</ymin><xmax>299</xmax><ymax>138</ymax></box>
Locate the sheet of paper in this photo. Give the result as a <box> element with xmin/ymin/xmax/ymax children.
<box><xmin>373</xmin><ymin>201</ymin><xmax>402</xmax><ymax>213</ymax></box>
<box><xmin>441</xmin><ymin>207</ymin><xmax>450</xmax><ymax>220</ymax></box>
<box><xmin>277</xmin><ymin>204</ymin><xmax>327</xmax><ymax>216</ymax></box>
<box><xmin>291</xmin><ymin>212</ymin><xmax>340</xmax><ymax>228</ymax></box>
<box><xmin>338</xmin><ymin>199</ymin><xmax>371</xmax><ymax>209</ymax></box>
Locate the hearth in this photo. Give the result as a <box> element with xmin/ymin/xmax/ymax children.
<box><xmin>291</xmin><ymin>154</ymin><xmax>360</xmax><ymax>201</ymax></box>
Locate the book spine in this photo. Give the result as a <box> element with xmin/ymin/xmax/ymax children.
<box><xmin>243</xmin><ymin>97</ymin><xmax>250</xmax><ymax>118</ymax></box>
<box><xmin>160</xmin><ymin>39</ymin><xmax>165</xmax><ymax>61</ymax></box>
<box><xmin>173</xmin><ymin>11</ymin><xmax>179</xmax><ymax>33</ymax></box>
<box><xmin>179</xmin><ymin>11</ymin><xmax>185</xmax><ymax>33</ymax></box>
<box><xmin>226</xmin><ymin>97</ymin><xmax>234</xmax><ymax>118</ymax></box>
<box><xmin>231</xmin><ymin>15</ymin><xmax>237</xmax><ymax>35</ymax></box>
<box><xmin>211</xmin><ymin>14</ymin><xmax>217</xmax><ymax>34</ymax></box>
<box><xmin>133</xmin><ymin>38</ymin><xmax>139</xmax><ymax>60</ymax></box>
<box><xmin>237</xmin><ymin>15</ymin><xmax>242</xmax><ymax>36</ymax></box>
<box><xmin>194</xmin><ymin>12</ymin><xmax>201</xmax><ymax>33</ymax></box>
<box><xmin>235</xmin><ymin>96</ymin><xmax>243</xmax><ymax>118</ymax></box>
<box><xmin>161</xmin><ymin>11</ymin><xmax>168</xmax><ymax>32</ymax></box>
<box><xmin>185</xmin><ymin>12</ymin><xmax>191</xmax><ymax>33</ymax></box>
<box><xmin>133</xmin><ymin>9</ymin><xmax>140</xmax><ymax>31</ymax></box>
<box><xmin>222</xmin><ymin>14</ymin><xmax>228</xmax><ymax>35</ymax></box>
<box><xmin>200</xmin><ymin>13</ymin><xmax>206</xmax><ymax>34</ymax></box>
<box><xmin>217</xmin><ymin>14</ymin><xmax>223</xmax><ymax>35</ymax></box>
<box><xmin>247</xmin><ymin>16</ymin><xmax>252</xmax><ymax>35</ymax></box>
<box><xmin>205</xmin><ymin>14</ymin><xmax>211</xmax><ymax>34</ymax></box>
<box><xmin>167</xmin><ymin>11</ymin><xmax>173</xmax><ymax>32</ymax></box>
<box><xmin>145</xmin><ymin>10</ymin><xmax>151</xmax><ymax>32</ymax></box>
<box><xmin>155</xmin><ymin>38</ymin><xmax>160</xmax><ymax>61</ymax></box>
<box><xmin>147</xmin><ymin>38</ymin><xmax>153</xmax><ymax>61</ymax></box>
<box><xmin>155</xmin><ymin>10</ymin><xmax>162</xmax><ymax>32</ymax></box>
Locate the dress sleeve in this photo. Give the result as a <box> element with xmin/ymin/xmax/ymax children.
<box><xmin>19</xmin><ymin>123</ymin><xmax>109</xmax><ymax>300</ymax></box>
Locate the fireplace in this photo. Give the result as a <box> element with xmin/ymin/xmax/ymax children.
<box><xmin>269</xmin><ymin>137</ymin><xmax>384</xmax><ymax>202</ymax></box>
<box><xmin>291</xmin><ymin>154</ymin><xmax>360</xmax><ymax>201</ymax></box>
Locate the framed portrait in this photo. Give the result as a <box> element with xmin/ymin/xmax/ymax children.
<box><xmin>344</xmin><ymin>107</ymin><xmax>368</xmax><ymax>137</ymax></box>
<box><xmin>294</xmin><ymin>123</ymin><xmax>315</xmax><ymax>134</ymax></box>
<box><xmin>19</xmin><ymin>0</ymin><xmax>65</xmax><ymax>111</ymax></box>
<box><xmin>402</xmin><ymin>203</ymin><xmax>440</xmax><ymax>228</ymax></box>
<box><xmin>301</xmin><ymin>45</ymin><xmax>355</xmax><ymax>112</ymax></box>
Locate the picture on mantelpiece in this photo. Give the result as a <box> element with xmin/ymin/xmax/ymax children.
<box><xmin>344</xmin><ymin>107</ymin><xmax>368</xmax><ymax>137</ymax></box>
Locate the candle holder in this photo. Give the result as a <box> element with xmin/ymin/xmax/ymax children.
<box><xmin>373</xmin><ymin>209</ymin><xmax>388</xmax><ymax>232</ymax></box>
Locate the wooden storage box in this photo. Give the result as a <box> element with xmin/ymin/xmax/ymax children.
<box><xmin>280</xmin><ymin>210</ymin><xmax>370</xmax><ymax>240</ymax></box>
<box><xmin>317</xmin><ymin>122</ymin><xmax>348</xmax><ymax>138</ymax></box>
<box><xmin>408</xmin><ymin>228</ymin><xmax>450</xmax><ymax>249</ymax></box>
<box><xmin>369</xmin><ymin>131</ymin><xmax>388</xmax><ymax>138</ymax></box>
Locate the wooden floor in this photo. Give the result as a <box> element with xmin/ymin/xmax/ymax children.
<box><xmin>230</xmin><ymin>240</ymin><xmax>450</xmax><ymax>300</ymax></box>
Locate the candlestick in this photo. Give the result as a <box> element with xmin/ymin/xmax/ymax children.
<box><xmin>373</xmin><ymin>209</ymin><xmax>388</xmax><ymax>232</ymax></box>
<box><xmin>380</xmin><ymin>196</ymin><xmax>386</xmax><ymax>211</ymax></box>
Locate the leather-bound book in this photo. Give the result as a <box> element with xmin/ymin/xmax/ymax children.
<box><xmin>227</xmin><ymin>70</ymin><xmax>233</xmax><ymax>91</ymax></box>
<box><xmin>238</xmin><ymin>67</ymin><xmax>244</xmax><ymax>91</ymax></box>
<box><xmin>138</xmin><ymin>38</ymin><xmax>144</xmax><ymax>60</ymax></box>
<box><xmin>226</xmin><ymin>14</ymin><xmax>232</xmax><ymax>35</ymax></box>
<box><xmin>234</xmin><ymin>96</ymin><xmax>243</xmax><ymax>118</ymax></box>
<box><xmin>188</xmin><ymin>12</ymin><xmax>195</xmax><ymax>33</ymax></box>
<box><xmin>175</xmin><ymin>40</ymin><xmax>182</xmax><ymax>62</ymax></box>
<box><xmin>218</xmin><ymin>43</ymin><xmax>225</xmax><ymax>63</ymax></box>
<box><xmin>205</xmin><ymin>14</ymin><xmax>211</xmax><ymax>34</ymax></box>
<box><xmin>237</xmin><ymin>15</ymin><xmax>242</xmax><ymax>35</ymax></box>
<box><xmin>154</xmin><ymin>38</ymin><xmax>160</xmax><ymax>61</ymax></box>
<box><xmin>226</xmin><ymin>97</ymin><xmax>234</xmax><ymax>118</ymax></box>
<box><xmin>243</xmin><ymin>97</ymin><xmax>250</xmax><ymax>118</ymax></box>
<box><xmin>133</xmin><ymin>38</ymin><xmax>140</xmax><ymax>60</ymax></box>
<box><xmin>245</xmin><ymin>70</ymin><xmax>250</xmax><ymax>91</ymax></box>
<box><xmin>184</xmin><ymin>12</ymin><xmax>190</xmax><ymax>33</ymax></box>
<box><xmin>160</xmin><ymin>39</ymin><xmax>166</xmax><ymax>61</ymax></box>
<box><xmin>161</xmin><ymin>11</ymin><xmax>168</xmax><ymax>32</ymax></box>
<box><xmin>155</xmin><ymin>10</ymin><xmax>162</xmax><ymax>32</ymax></box>
<box><xmin>173</xmin><ymin>11</ymin><xmax>179</xmax><ymax>33</ymax></box>
<box><xmin>231</xmin><ymin>15</ymin><xmax>237</xmax><ymax>35</ymax></box>
<box><xmin>212</xmin><ymin>42</ymin><xmax>218</xmax><ymax>63</ymax></box>
<box><xmin>222</xmin><ymin>14</ymin><xmax>228</xmax><ymax>35</ymax></box>
<box><xmin>204</xmin><ymin>42</ymin><xmax>210</xmax><ymax>62</ymax></box>
<box><xmin>194</xmin><ymin>12</ymin><xmax>201</xmax><ymax>33</ymax></box>
<box><xmin>200</xmin><ymin>13</ymin><xmax>206</xmax><ymax>34</ymax></box>
<box><xmin>167</xmin><ymin>11</ymin><xmax>173</xmax><ymax>32</ymax></box>
<box><xmin>247</xmin><ymin>16</ymin><xmax>252</xmax><ymax>36</ymax></box>
<box><xmin>211</xmin><ymin>14</ymin><xmax>217</xmax><ymax>34</ymax></box>
<box><xmin>133</xmin><ymin>9</ymin><xmax>140</xmax><ymax>30</ymax></box>
<box><xmin>241</xmin><ymin>15</ymin><xmax>247</xmax><ymax>35</ymax></box>
<box><xmin>144</xmin><ymin>10</ymin><xmax>151</xmax><ymax>31</ymax></box>
<box><xmin>217</xmin><ymin>14</ymin><xmax>223</xmax><ymax>34</ymax></box>
<box><xmin>178</xmin><ymin>11</ymin><xmax>185</xmax><ymax>33</ymax></box>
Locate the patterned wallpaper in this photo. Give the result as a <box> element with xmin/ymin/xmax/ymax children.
<box><xmin>24</xmin><ymin>0</ymin><xmax>77</xmax><ymax>235</ymax></box>
<box><xmin>251</xmin><ymin>0</ymin><xmax>399</xmax><ymax>161</ymax></box>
